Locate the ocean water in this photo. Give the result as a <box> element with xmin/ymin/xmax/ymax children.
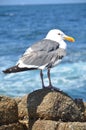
<box><xmin>0</xmin><ymin>4</ymin><xmax>86</xmax><ymax>100</ymax></box>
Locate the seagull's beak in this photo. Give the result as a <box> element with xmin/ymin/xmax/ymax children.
<box><xmin>64</xmin><ymin>35</ymin><xmax>75</xmax><ymax>42</ymax></box>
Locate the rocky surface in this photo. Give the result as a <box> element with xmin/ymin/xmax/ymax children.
<box><xmin>0</xmin><ymin>122</ymin><xmax>25</xmax><ymax>130</ymax></box>
<box><xmin>0</xmin><ymin>88</ymin><xmax>86</xmax><ymax>130</ymax></box>
<box><xmin>15</xmin><ymin>95</ymin><xmax>28</xmax><ymax>120</ymax></box>
<box><xmin>0</xmin><ymin>96</ymin><xmax>18</xmax><ymax>125</ymax></box>
<box><xmin>32</xmin><ymin>120</ymin><xmax>86</xmax><ymax>130</ymax></box>
<box><xmin>32</xmin><ymin>120</ymin><xmax>58</xmax><ymax>130</ymax></box>
<box><xmin>57</xmin><ymin>122</ymin><xmax>86</xmax><ymax>130</ymax></box>
<box><xmin>27</xmin><ymin>88</ymin><xmax>85</xmax><ymax>122</ymax></box>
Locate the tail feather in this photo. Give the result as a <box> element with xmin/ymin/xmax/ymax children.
<box><xmin>3</xmin><ymin>65</ymin><xmax>36</xmax><ymax>74</ymax></box>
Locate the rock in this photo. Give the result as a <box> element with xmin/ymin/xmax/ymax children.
<box><xmin>0</xmin><ymin>122</ymin><xmax>26</xmax><ymax>130</ymax></box>
<box><xmin>57</xmin><ymin>122</ymin><xmax>66</xmax><ymax>130</ymax></box>
<box><xmin>84</xmin><ymin>102</ymin><xmax>86</xmax><ymax>120</ymax></box>
<box><xmin>27</xmin><ymin>88</ymin><xmax>85</xmax><ymax>121</ymax></box>
<box><xmin>0</xmin><ymin>96</ymin><xmax>18</xmax><ymax>125</ymax></box>
<box><xmin>57</xmin><ymin>122</ymin><xmax>86</xmax><ymax>130</ymax></box>
<box><xmin>32</xmin><ymin>120</ymin><xmax>86</xmax><ymax>130</ymax></box>
<box><xmin>32</xmin><ymin>120</ymin><xmax>58</xmax><ymax>130</ymax></box>
<box><xmin>74</xmin><ymin>98</ymin><xmax>85</xmax><ymax>112</ymax></box>
<box><xmin>15</xmin><ymin>95</ymin><xmax>29</xmax><ymax>120</ymax></box>
<box><xmin>0</xmin><ymin>91</ymin><xmax>86</xmax><ymax>130</ymax></box>
<box><xmin>15</xmin><ymin>95</ymin><xmax>29</xmax><ymax>129</ymax></box>
<box><xmin>84</xmin><ymin>102</ymin><xmax>86</xmax><ymax>109</ymax></box>
<box><xmin>19</xmin><ymin>120</ymin><xmax>29</xmax><ymax>130</ymax></box>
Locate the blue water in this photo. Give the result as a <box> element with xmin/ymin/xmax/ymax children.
<box><xmin>0</xmin><ymin>4</ymin><xmax>86</xmax><ymax>100</ymax></box>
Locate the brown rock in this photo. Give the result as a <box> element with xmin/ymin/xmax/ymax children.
<box><xmin>32</xmin><ymin>120</ymin><xmax>86</xmax><ymax>130</ymax></box>
<box><xmin>0</xmin><ymin>122</ymin><xmax>26</xmax><ymax>130</ymax></box>
<box><xmin>84</xmin><ymin>102</ymin><xmax>86</xmax><ymax>109</ymax></box>
<box><xmin>27</xmin><ymin>88</ymin><xmax>85</xmax><ymax>121</ymax></box>
<box><xmin>57</xmin><ymin>122</ymin><xmax>86</xmax><ymax>130</ymax></box>
<box><xmin>75</xmin><ymin>98</ymin><xmax>85</xmax><ymax>112</ymax></box>
<box><xmin>84</xmin><ymin>102</ymin><xmax>86</xmax><ymax>120</ymax></box>
<box><xmin>57</xmin><ymin>122</ymin><xmax>66</xmax><ymax>130</ymax></box>
<box><xmin>15</xmin><ymin>95</ymin><xmax>29</xmax><ymax>120</ymax></box>
<box><xmin>32</xmin><ymin>120</ymin><xmax>58</xmax><ymax>130</ymax></box>
<box><xmin>0</xmin><ymin>96</ymin><xmax>18</xmax><ymax>125</ymax></box>
<box><xmin>19</xmin><ymin>120</ymin><xmax>29</xmax><ymax>130</ymax></box>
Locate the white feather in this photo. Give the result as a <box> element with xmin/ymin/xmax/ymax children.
<box><xmin>18</xmin><ymin>60</ymin><xmax>38</xmax><ymax>68</ymax></box>
<box><xmin>45</xmin><ymin>29</ymin><xmax>67</xmax><ymax>49</ymax></box>
<box><xmin>24</xmin><ymin>47</ymin><xmax>33</xmax><ymax>55</ymax></box>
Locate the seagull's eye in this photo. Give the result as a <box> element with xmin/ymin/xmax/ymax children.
<box><xmin>58</xmin><ymin>33</ymin><xmax>61</xmax><ymax>35</ymax></box>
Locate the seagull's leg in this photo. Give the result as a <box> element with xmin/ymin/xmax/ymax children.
<box><xmin>40</xmin><ymin>70</ymin><xmax>45</xmax><ymax>88</ymax></box>
<box><xmin>47</xmin><ymin>68</ymin><xmax>61</xmax><ymax>91</ymax></box>
<box><xmin>47</xmin><ymin>68</ymin><xmax>53</xmax><ymax>88</ymax></box>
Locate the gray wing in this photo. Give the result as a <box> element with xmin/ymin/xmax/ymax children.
<box><xmin>17</xmin><ymin>39</ymin><xmax>66</xmax><ymax>69</ymax></box>
<box><xmin>23</xmin><ymin>39</ymin><xmax>59</xmax><ymax>55</ymax></box>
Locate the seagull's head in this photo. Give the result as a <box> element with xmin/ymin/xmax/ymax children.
<box><xmin>45</xmin><ymin>29</ymin><xmax>75</xmax><ymax>43</ymax></box>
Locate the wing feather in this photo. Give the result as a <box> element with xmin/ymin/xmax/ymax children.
<box><xmin>17</xmin><ymin>39</ymin><xmax>66</xmax><ymax>69</ymax></box>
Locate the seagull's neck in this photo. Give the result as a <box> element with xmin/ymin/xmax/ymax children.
<box><xmin>45</xmin><ymin>36</ymin><xmax>67</xmax><ymax>49</ymax></box>
<box><xmin>59</xmin><ymin>40</ymin><xmax>67</xmax><ymax>49</ymax></box>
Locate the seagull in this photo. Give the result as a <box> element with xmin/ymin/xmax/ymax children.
<box><xmin>3</xmin><ymin>29</ymin><xmax>75</xmax><ymax>88</ymax></box>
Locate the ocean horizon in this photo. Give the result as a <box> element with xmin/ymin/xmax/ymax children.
<box><xmin>0</xmin><ymin>3</ymin><xmax>86</xmax><ymax>100</ymax></box>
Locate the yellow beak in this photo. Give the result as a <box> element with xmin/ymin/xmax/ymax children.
<box><xmin>64</xmin><ymin>36</ymin><xmax>75</xmax><ymax>42</ymax></box>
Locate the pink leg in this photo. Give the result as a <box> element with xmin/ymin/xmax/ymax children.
<box><xmin>47</xmin><ymin>68</ymin><xmax>53</xmax><ymax>88</ymax></box>
<box><xmin>40</xmin><ymin>70</ymin><xmax>45</xmax><ymax>88</ymax></box>
<box><xmin>47</xmin><ymin>69</ymin><xmax>61</xmax><ymax>91</ymax></box>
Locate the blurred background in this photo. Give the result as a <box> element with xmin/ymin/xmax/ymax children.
<box><xmin>0</xmin><ymin>0</ymin><xmax>86</xmax><ymax>100</ymax></box>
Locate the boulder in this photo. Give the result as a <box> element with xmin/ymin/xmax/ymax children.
<box><xmin>32</xmin><ymin>120</ymin><xmax>58</xmax><ymax>130</ymax></box>
<box><xmin>27</xmin><ymin>88</ymin><xmax>85</xmax><ymax>121</ymax></box>
<box><xmin>15</xmin><ymin>95</ymin><xmax>29</xmax><ymax>120</ymax></box>
<box><xmin>0</xmin><ymin>96</ymin><xmax>18</xmax><ymax>125</ymax></box>
<box><xmin>32</xmin><ymin>120</ymin><xmax>86</xmax><ymax>130</ymax></box>
<box><xmin>57</xmin><ymin>122</ymin><xmax>86</xmax><ymax>130</ymax></box>
<box><xmin>15</xmin><ymin>95</ymin><xmax>29</xmax><ymax>129</ymax></box>
<box><xmin>0</xmin><ymin>122</ymin><xmax>26</xmax><ymax>130</ymax></box>
<box><xmin>84</xmin><ymin>102</ymin><xmax>86</xmax><ymax>120</ymax></box>
<box><xmin>0</xmin><ymin>89</ymin><xmax>86</xmax><ymax>130</ymax></box>
<box><xmin>19</xmin><ymin>120</ymin><xmax>29</xmax><ymax>130</ymax></box>
<box><xmin>74</xmin><ymin>98</ymin><xmax>85</xmax><ymax>112</ymax></box>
